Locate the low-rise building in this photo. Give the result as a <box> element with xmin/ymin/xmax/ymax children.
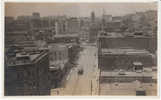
<box><xmin>48</xmin><ymin>34</ymin><xmax>79</xmax><ymax>44</ymax></box>
<box><xmin>100</xmin><ymin>71</ymin><xmax>153</xmax><ymax>83</ymax></box>
<box><xmin>98</xmin><ymin>48</ymin><xmax>154</xmax><ymax>71</ymax></box>
<box><xmin>97</xmin><ymin>32</ymin><xmax>156</xmax><ymax>53</ymax></box>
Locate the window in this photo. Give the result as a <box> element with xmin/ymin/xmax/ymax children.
<box><xmin>55</xmin><ymin>52</ymin><xmax>57</xmax><ymax>61</ymax></box>
<box><xmin>59</xmin><ymin>52</ymin><xmax>61</xmax><ymax>60</ymax></box>
<box><xmin>17</xmin><ymin>71</ymin><xmax>24</xmax><ymax>80</ymax></box>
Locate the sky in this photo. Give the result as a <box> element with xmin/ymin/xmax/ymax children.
<box><xmin>5</xmin><ymin>2</ymin><xmax>157</xmax><ymax>17</ymax></box>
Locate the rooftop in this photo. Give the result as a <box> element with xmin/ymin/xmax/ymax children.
<box><xmin>48</xmin><ymin>43</ymin><xmax>68</xmax><ymax>51</ymax></box>
<box><xmin>7</xmin><ymin>50</ymin><xmax>48</xmax><ymax>66</ymax></box>
<box><xmin>54</xmin><ymin>34</ymin><xmax>79</xmax><ymax>38</ymax></box>
<box><xmin>6</xmin><ymin>31</ymin><xmax>28</xmax><ymax>35</ymax></box>
<box><xmin>101</xmin><ymin>71</ymin><xmax>152</xmax><ymax>77</ymax></box>
<box><xmin>101</xmin><ymin>48</ymin><xmax>151</xmax><ymax>55</ymax></box>
<box><xmin>98</xmin><ymin>32</ymin><xmax>123</xmax><ymax>38</ymax></box>
<box><xmin>98</xmin><ymin>32</ymin><xmax>152</xmax><ymax>38</ymax></box>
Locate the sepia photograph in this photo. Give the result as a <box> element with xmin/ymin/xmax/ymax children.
<box><xmin>4</xmin><ymin>2</ymin><xmax>158</xmax><ymax>96</ymax></box>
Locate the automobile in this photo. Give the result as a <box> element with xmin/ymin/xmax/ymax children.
<box><xmin>135</xmin><ymin>70</ymin><xmax>142</xmax><ymax>73</ymax></box>
<box><xmin>118</xmin><ymin>69</ymin><xmax>126</xmax><ymax>75</ymax></box>
<box><xmin>78</xmin><ymin>68</ymin><xmax>84</xmax><ymax>75</ymax></box>
<box><xmin>136</xmin><ymin>88</ymin><xmax>146</xmax><ymax>96</ymax></box>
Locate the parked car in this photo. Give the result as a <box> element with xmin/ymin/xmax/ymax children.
<box><xmin>118</xmin><ymin>69</ymin><xmax>126</xmax><ymax>75</ymax></box>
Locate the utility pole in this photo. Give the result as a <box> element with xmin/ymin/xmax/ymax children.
<box><xmin>98</xmin><ymin>69</ymin><xmax>101</xmax><ymax>95</ymax></box>
<box><xmin>91</xmin><ymin>80</ymin><xmax>93</xmax><ymax>95</ymax></box>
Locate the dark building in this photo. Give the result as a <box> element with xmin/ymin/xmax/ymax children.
<box><xmin>97</xmin><ymin>32</ymin><xmax>157</xmax><ymax>53</ymax></box>
<box><xmin>98</xmin><ymin>48</ymin><xmax>154</xmax><ymax>71</ymax></box>
<box><xmin>89</xmin><ymin>23</ymin><xmax>101</xmax><ymax>43</ymax></box>
<box><xmin>66</xmin><ymin>17</ymin><xmax>80</xmax><ymax>34</ymax></box>
<box><xmin>48</xmin><ymin>34</ymin><xmax>79</xmax><ymax>44</ymax></box>
<box><xmin>5</xmin><ymin>16</ymin><xmax>15</xmax><ymax>32</ymax></box>
<box><xmin>5</xmin><ymin>50</ymin><xmax>50</xmax><ymax>96</ymax></box>
<box><xmin>5</xmin><ymin>31</ymin><xmax>31</xmax><ymax>46</ymax></box>
<box><xmin>49</xmin><ymin>67</ymin><xmax>62</xmax><ymax>88</ymax></box>
<box><xmin>31</xmin><ymin>12</ymin><xmax>41</xmax><ymax>29</ymax></box>
<box><xmin>5</xmin><ymin>16</ymin><xmax>31</xmax><ymax>32</ymax></box>
<box><xmin>55</xmin><ymin>17</ymin><xmax>67</xmax><ymax>35</ymax></box>
<box><xmin>91</xmin><ymin>11</ymin><xmax>95</xmax><ymax>23</ymax></box>
<box><xmin>104</xmin><ymin>21</ymin><xmax>122</xmax><ymax>32</ymax></box>
<box><xmin>97</xmin><ymin>31</ymin><xmax>156</xmax><ymax>90</ymax></box>
<box><xmin>100</xmin><ymin>71</ymin><xmax>153</xmax><ymax>83</ymax></box>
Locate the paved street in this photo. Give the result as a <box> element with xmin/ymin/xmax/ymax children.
<box><xmin>51</xmin><ymin>44</ymin><xmax>99</xmax><ymax>95</ymax></box>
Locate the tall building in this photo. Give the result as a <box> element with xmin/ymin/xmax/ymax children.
<box><xmin>67</xmin><ymin>17</ymin><xmax>80</xmax><ymax>34</ymax></box>
<box><xmin>103</xmin><ymin>15</ymin><xmax>112</xmax><ymax>23</ymax></box>
<box><xmin>55</xmin><ymin>19</ymin><xmax>67</xmax><ymax>35</ymax></box>
<box><xmin>5</xmin><ymin>16</ymin><xmax>15</xmax><ymax>32</ymax></box>
<box><xmin>48</xmin><ymin>44</ymin><xmax>68</xmax><ymax>68</ymax></box>
<box><xmin>89</xmin><ymin>23</ymin><xmax>100</xmax><ymax>42</ymax></box>
<box><xmin>91</xmin><ymin>11</ymin><xmax>95</xmax><ymax>23</ymax></box>
<box><xmin>79</xmin><ymin>26</ymin><xmax>89</xmax><ymax>42</ymax></box>
<box><xmin>31</xmin><ymin>12</ymin><xmax>41</xmax><ymax>29</ymax></box>
<box><xmin>5</xmin><ymin>50</ymin><xmax>50</xmax><ymax>95</ymax></box>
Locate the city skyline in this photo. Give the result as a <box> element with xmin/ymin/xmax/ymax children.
<box><xmin>5</xmin><ymin>2</ymin><xmax>157</xmax><ymax>18</ymax></box>
<box><xmin>4</xmin><ymin>2</ymin><xmax>158</xmax><ymax>96</ymax></box>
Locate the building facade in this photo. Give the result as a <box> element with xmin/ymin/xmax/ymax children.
<box><xmin>97</xmin><ymin>32</ymin><xmax>157</xmax><ymax>53</ymax></box>
<box><xmin>66</xmin><ymin>17</ymin><xmax>80</xmax><ymax>34</ymax></box>
<box><xmin>98</xmin><ymin>48</ymin><xmax>154</xmax><ymax>71</ymax></box>
<box><xmin>5</xmin><ymin>50</ymin><xmax>50</xmax><ymax>95</ymax></box>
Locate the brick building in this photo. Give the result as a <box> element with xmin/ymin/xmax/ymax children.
<box><xmin>98</xmin><ymin>48</ymin><xmax>154</xmax><ymax>71</ymax></box>
<box><xmin>97</xmin><ymin>32</ymin><xmax>157</xmax><ymax>53</ymax></box>
<box><xmin>66</xmin><ymin>17</ymin><xmax>80</xmax><ymax>34</ymax></box>
<box><xmin>97</xmin><ymin>31</ymin><xmax>157</xmax><ymax>95</ymax></box>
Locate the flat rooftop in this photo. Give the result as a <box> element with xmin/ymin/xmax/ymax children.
<box><xmin>101</xmin><ymin>48</ymin><xmax>151</xmax><ymax>55</ymax></box>
<box><xmin>7</xmin><ymin>50</ymin><xmax>48</xmax><ymax>66</ymax></box>
<box><xmin>48</xmin><ymin>43</ymin><xmax>77</xmax><ymax>49</ymax></box>
<box><xmin>6</xmin><ymin>31</ymin><xmax>28</xmax><ymax>35</ymax></box>
<box><xmin>100</xmin><ymin>71</ymin><xmax>152</xmax><ymax>77</ymax></box>
<box><xmin>98</xmin><ymin>32</ymin><xmax>152</xmax><ymax>38</ymax></box>
<box><xmin>54</xmin><ymin>34</ymin><xmax>79</xmax><ymax>38</ymax></box>
<box><xmin>98</xmin><ymin>32</ymin><xmax>124</xmax><ymax>38</ymax></box>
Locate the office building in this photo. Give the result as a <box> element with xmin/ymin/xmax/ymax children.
<box><xmin>5</xmin><ymin>50</ymin><xmax>50</xmax><ymax>95</ymax></box>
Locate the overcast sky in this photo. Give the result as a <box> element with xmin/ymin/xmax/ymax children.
<box><xmin>5</xmin><ymin>2</ymin><xmax>157</xmax><ymax>17</ymax></box>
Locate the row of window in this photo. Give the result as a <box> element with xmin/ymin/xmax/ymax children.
<box><xmin>50</xmin><ymin>51</ymin><xmax>67</xmax><ymax>61</ymax></box>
